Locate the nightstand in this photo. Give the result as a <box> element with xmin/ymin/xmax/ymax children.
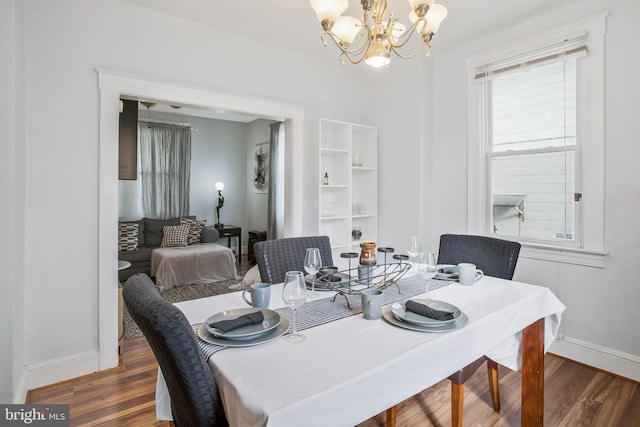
<box><xmin>216</xmin><ymin>225</ymin><xmax>241</xmax><ymax>262</ymax></box>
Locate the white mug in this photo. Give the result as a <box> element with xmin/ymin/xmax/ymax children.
<box><xmin>457</xmin><ymin>263</ymin><xmax>484</xmax><ymax>286</ymax></box>
<box><xmin>361</xmin><ymin>289</ymin><xmax>383</xmax><ymax>320</ymax></box>
<box><xmin>242</xmin><ymin>283</ymin><xmax>271</xmax><ymax>308</ymax></box>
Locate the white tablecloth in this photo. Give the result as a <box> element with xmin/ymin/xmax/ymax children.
<box><xmin>156</xmin><ymin>275</ymin><xmax>565</xmax><ymax>426</ymax></box>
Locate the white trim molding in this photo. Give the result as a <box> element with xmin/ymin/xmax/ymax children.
<box><xmin>550</xmin><ymin>337</ymin><xmax>640</xmax><ymax>383</ymax></box>
<box><xmin>14</xmin><ymin>350</ymin><xmax>100</xmax><ymax>404</ymax></box>
<box><xmin>520</xmin><ymin>243</ymin><xmax>608</xmax><ymax>268</ymax></box>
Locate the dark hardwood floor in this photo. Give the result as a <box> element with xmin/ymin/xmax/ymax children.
<box><xmin>27</xmin><ymin>256</ymin><xmax>640</xmax><ymax>426</ymax></box>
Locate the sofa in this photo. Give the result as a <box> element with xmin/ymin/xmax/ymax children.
<box><xmin>118</xmin><ymin>216</ymin><xmax>220</xmax><ymax>282</ymax></box>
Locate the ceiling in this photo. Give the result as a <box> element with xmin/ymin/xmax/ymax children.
<box><xmin>122</xmin><ymin>0</ymin><xmax>579</xmax><ymax>120</ymax></box>
<box><xmin>124</xmin><ymin>0</ymin><xmax>579</xmax><ymax>62</ymax></box>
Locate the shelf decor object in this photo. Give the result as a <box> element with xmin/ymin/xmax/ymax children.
<box><xmin>309</xmin><ymin>0</ymin><xmax>448</xmax><ymax>67</ymax></box>
<box><xmin>215</xmin><ymin>182</ymin><xmax>225</xmax><ymax>228</ymax></box>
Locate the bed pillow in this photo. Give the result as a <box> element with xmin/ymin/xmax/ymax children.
<box><xmin>180</xmin><ymin>217</ymin><xmax>207</xmax><ymax>245</ymax></box>
<box><xmin>161</xmin><ymin>224</ymin><xmax>191</xmax><ymax>247</ymax></box>
<box><xmin>118</xmin><ymin>223</ymin><xmax>139</xmax><ymax>251</ymax></box>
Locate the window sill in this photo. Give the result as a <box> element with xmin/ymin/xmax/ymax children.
<box><xmin>519</xmin><ymin>242</ymin><xmax>608</xmax><ymax>268</ymax></box>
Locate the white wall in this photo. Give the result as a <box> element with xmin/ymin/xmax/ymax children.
<box><xmin>427</xmin><ymin>0</ymin><xmax>640</xmax><ymax>379</ymax></box>
<box><xmin>1</xmin><ymin>0</ymin><xmax>24</xmax><ymax>404</ymax></box>
<box><xmin>362</xmin><ymin>59</ymin><xmax>427</xmax><ymax>254</ymax></box>
<box><xmin>4</xmin><ymin>0</ymin><xmax>370</xmax><ymax>401</ymax></box>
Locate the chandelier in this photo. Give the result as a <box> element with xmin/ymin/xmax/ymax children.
<box><xmin>309</xmin><ymin>0</ymin><xmax>448</xmax><ymax>67</ymax></box>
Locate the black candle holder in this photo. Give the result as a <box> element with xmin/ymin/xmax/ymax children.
<box><xmin>318</xmin><ymin>247</ymin><xmax>410</xmax><ymax>308</ymax></box>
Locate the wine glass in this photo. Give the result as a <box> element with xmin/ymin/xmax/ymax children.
<box><xmin>407</xmin><ymin>236</ymin><xmax>423</xmax><ymax>271</ymax></box>
<box><xmin>418</xmin><ymin>252</ymin><xmax>438</xmax><ymax>301</ymax></box>
<box><xmin>282</xmin><ymin>271</ymin><xmax>307</xmax><ymax>343</ymax></box>
<box><xmin>304</xmin><ymin>248</ymin><xmax>322</xmax><ymax>297</ymax></box>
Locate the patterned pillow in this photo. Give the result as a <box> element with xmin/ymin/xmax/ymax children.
<box><xmin>118</xmin><ymin>223</ymin><xmax>139</xmax><ymax>251</ymax></box>
<box><xmin>180</xmin><ymin>217</ymin><xmax>207</xmax><ymax>245</ymax></box>
<box><xmin>161</xmin><ymin>224</ymin><xmax>191</xmax><ymax>247</ymax></box>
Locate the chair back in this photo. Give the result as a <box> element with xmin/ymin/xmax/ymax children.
<box><xmin>254</xmin><ymin>236</ymin><xmax>334</xmax><ymax>284</ymax></box>
<box><xmin>437</xmin><ymin>234</ymin><xmax>521</xmax><ymax>280</ymax></box>
<box><xmin>122</xmin><ymin>273</ymin><xmax>227</xmax><ymax>427</ymax></box>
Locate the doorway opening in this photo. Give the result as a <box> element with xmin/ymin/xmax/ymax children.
<box><xmin>98</xmin><ymin>69</ymin><xmax>304</xmax><ymax>370</ymax></box>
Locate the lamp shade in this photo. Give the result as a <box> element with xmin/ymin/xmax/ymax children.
<box><xmin>215</xmin><ymin>182</ymin><xmax>224</xmax><ymax>191</ymax></box>
<box><xmin>365</xmin><ymin>40</ymin><xmax>391</xmax><ymax>67</ymax></box>
<box><xmin>331</xmin><ymin>16</ymin><xmax>362</xmax><ymax>43</ymax></box>
<box><xmin>309</xmin><ymin>0</ymin><xmax>348</xmax><ymax>23</ymax></box>
<box><xmin>389</xmin><ymin>21</ymin><xmax>406</xmax><ymax>44</ymax></box>
<box><xmin>424</xmin><ymin>3</ymin><xmax>448</xmax><ymax>34</ymax></box>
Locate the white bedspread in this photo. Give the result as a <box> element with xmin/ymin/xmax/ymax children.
<box><xmin>150</xmin><ymin>243</ymin><xmax>239</xmax><ymax>290</ymax></box>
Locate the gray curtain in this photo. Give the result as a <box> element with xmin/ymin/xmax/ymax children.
<box><xmin>267</xmin><ymin>122</ymin><xmax>285</xmax><ymax>239</ymax></box>
<box><xmin>139</xmin><ymin>123</ymin><xmax>191</xmax><ymax>219</ymax></box>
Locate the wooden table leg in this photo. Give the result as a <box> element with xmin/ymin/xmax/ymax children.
<box><xmin>385</xmin><ymin>405</ymin><xmax>397</xmax><ymax>427</ymax></box>
<box><xmin>521</xmin><ymin>318</ymin><xmax>545</xmax><ymax>426</ymax></box>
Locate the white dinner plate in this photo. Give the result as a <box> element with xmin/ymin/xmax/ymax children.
<box><xmin>390</xmin><ymin>299</ymin><xmax>462</xmax><ymax>327</ymax></box>
<box><xmin>198</xmin><ymin>317</ymin><xmax>290</xmax><ymax>347</ymax></box>
<box><xmin>205</xmin><ymin>308</ymin><xmax>281</xmax><ymax>340</ymax></box>
<box><xmin>382</xmin><ymin>307</ymin><xmax>468</xmax><ymax>333</ymax></box>
<box><xmin>434</xmin><ymin>264</ymin><xmax>458</xmax><ymax>281</ymax></box>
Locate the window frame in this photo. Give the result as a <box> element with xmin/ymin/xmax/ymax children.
<box><xmin>465</xmin><ymin>14</ymin><xmax>608</xmax><ymax>267</ymax></box>
<box><xmin>485</xmin><ymin>57</ymin><xmax>582</xmax><ymax>247</ymax></box>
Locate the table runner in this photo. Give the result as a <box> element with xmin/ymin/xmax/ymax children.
<box><xmin>193</xmin><ymin>275</ymin><xmax>454</xmax><ymax>360</ymax></box>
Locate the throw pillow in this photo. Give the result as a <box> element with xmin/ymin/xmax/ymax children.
<box><xmin>161</xmin><ymin>224</ymin><xmax>191</xmax><ymax>247</ymax></box>
<box><xmin>241</xmin><ymin>265</ymin><xmax>262</xmax><ymax>288</ymax></box>
<box><xmin>118</xmin><ymin>223</ymin><xmax>139</xmax><ymax>251</ymax></box>
<box><xmin>180</xmin><ymin>217</ymin><xmax>207</xmax><ymax>245</ymax></box>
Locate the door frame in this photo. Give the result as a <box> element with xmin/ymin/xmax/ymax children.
<box><xmin>97</xmin><ymin>68</ymin><xmax>304</xmax><ymax>369</ymax></box>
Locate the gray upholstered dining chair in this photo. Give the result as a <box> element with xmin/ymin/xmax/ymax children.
<box><xmin>440</xmin><ymin>234</ymin><xmax>521</xmax><ymax>427</ymax></box>
<box><xmin>386</xmin><ymin>233</ymin><xmax>521</xmax><ymax>427</ymax></box>
<box><xmin>122</xmin><ymin>273</ymin><xmax>228</xmax><ymax>427</ymax></box>
<box><xmin>253</xmin><ymin>235</ymin><xmax>334</xmax><ymax>284</ymax></box>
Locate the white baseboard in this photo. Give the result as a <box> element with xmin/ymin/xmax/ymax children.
<box><xmin>14</xmin><ymin>350</ymin><xmax>101</xmax><ymax>404</ymax></box>
<box><xmin>550</xmin><ymin>337</ymin><xmax>640</xmax><ymax>382</ymax></box>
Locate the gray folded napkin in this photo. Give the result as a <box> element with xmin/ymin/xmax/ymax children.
<box><xmin>208</xmin><ymin>311</ymin><xmax>264</xmax><ymax>333</ymax></box>
<box><xmin>405</xmin><ymin>300</ymin><xmax>454</xmax><ymax>321</ymax></box>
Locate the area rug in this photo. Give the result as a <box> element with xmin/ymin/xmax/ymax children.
<box><xmin>123</xmin><ymin>278</ymin><xmax>247</xmax><ymax>339</ymax></box>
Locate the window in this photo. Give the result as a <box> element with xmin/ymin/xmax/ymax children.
<box><xmin>466</xmin><ymin>15</ymin><xmax>607</xmax><ymax>266</ymax></box>
<box><xmin>483</xmin><ymin>53</ymin><xmax>583</xmax><ymax>244</ymax></box>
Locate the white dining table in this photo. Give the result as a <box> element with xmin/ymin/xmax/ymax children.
<box><xmin>156</xmin><ymin>273</ymin><xmax>565</xmax><ymax>427</ymax></box>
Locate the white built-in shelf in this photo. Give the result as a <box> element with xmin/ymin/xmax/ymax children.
<box><xmin>319</xmin><ymin>118</ymin><xmax>377</xmax><ymax>260</ymax></box>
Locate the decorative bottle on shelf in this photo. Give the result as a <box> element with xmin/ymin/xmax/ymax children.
<box><xmin>359</xmin><ymin>241</ymin><xmax>377</xmax><ymax>265</ymax></box>
<box><xmin>351</xmin><ymin>227</ymin><xmax>362</xmax><ymax>240</ymax></box>
<box><xmin>323</xmin><ymin>172</ymin><xmax>329</xmax><ymax>185</ymax></box>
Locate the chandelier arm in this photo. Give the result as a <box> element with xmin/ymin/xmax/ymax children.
<box><xmin>389</xmin><ymin>41</ymin><xmax>432</xmax><ymax>60</ymax></box>
<box><xmin>320</xmin><ymin>33</ymin><xmax>328</xmax><ymax>47</ymax></box>
<box><xmin>387</xmin><ymin>19</ymin><xmax>426</xmax><ymax>50</ymax></box>
<box><xmin>339</xmin><ymin>50</ymin><xmax>368</xmax><ymax>65</ymax></box>
<box><xmin>324</xmin><ymin>30</ymin><xmax>371</xmax><ymax>58</ymax></box>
